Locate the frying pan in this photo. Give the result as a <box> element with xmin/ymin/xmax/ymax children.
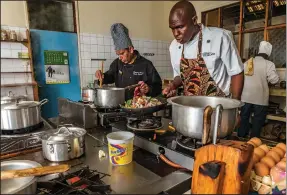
<box><xmin>120</xmin><ymin>97</ymin><xmax>168</xmax><ymax>115</ymax></box>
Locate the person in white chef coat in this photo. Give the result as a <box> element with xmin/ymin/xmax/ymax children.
<box><xmin>162</xmin><ymin>0</ymin><xmax>244</xmax><ymax>100</ymax></box>
<box><xmin>238</xmin><ymin>41</ymin><xmax>279</xmax><ymax>138</ymax></box>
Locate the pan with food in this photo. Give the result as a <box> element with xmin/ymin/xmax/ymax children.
<box><xmin>120</xmin><ymin>96</ymin><xmax>167</xmax><ymax>115</ymax></box>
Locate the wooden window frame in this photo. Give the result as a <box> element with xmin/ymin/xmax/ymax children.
<box><xmin>202</xmin><ymin>0</ymin><xmax>286</xmax><ymax>57</ymax></box>
<box><xmin>26</xmin><ymin>0</ymin><xmax>78</xmax><ymax>34</ymax></box>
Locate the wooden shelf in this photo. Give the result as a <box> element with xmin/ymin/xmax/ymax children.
<box><xmin>1</xmin><ymin>82</ymin><xmax>37</xmax><ymax>88</ymax></box>
<box><xmin>270</xmin><ymin>88</ymin><xmax>286</xmax><ymax>97</ymax></box>
<box><xmin>1</xmin><ymin>40</ymin><xmax>28</xmax><ymax>44</ymax></box>
<box><xmin>1</xmin><ymin>57</ymin><xmax>30</xmax><ymax>60</ymax></box>
<box><xmin>1</xmin><ymin>72</ymin><xmax>32</xmax><ymax>74</ymax></box>
<box><xmin>266</xmin><ymin>114</ymin><xmax>286</xmax><ymax>122</ymax></box>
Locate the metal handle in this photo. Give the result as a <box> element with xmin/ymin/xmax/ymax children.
<box><xmin>57</xmin><ymin>124</ymin><xmax>74</xmax><ymax>128</ymax></box>
<box><xmin>213</xmin><ymin>104</ymin><xmax>223</xmax><ymax>145</ymax></box>
<box><xmin>56</xmin><ymin>126</ymin><xmax>73</xmax><ymax>135</ymax></box>
<box><xmin>202</xmin><ymin>106</ymin><xmax>213</xmax><ymax>145</ymax></box>
<box><xmin>39</xmin><ymin>99</ymin><xmax>49</xmax><ymax>106</ymax></box>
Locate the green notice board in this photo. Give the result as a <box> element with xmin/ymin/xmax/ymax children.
<box><xmin>44</xmin><ymin>50</ymin><xmax>70</xmax><ymax>84</ymax></box>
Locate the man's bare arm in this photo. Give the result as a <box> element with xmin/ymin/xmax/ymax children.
<box><xmin>231</xmin><ymin>72</ymin><xmax>244</xmax><ymax>100</ymax></box>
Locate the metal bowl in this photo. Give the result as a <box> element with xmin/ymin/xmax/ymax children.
<box><xmin>1</xmin><ymin>160</ymin><xmax>42</xmax><ymax>194</ymax></box>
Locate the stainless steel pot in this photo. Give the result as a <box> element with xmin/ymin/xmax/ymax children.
<box><xmin>94</xmin><ymin>87</ymin><xmax>125</xmax><ymax>108</ymax></box>
<box><xmin>1</xmin><ymin>91</ymin><xmax>27</xmax><ymax>104</ymax></box>
<box><xmin>1</xmin><ymin>160</ymin><xmax>42</xmax><ymax>194</ymax></box>
<box><xmin>41</xmin><ymin>125</ymin><xmax>86</xmax><ymax>162</ymax></box>
<box><xmin>168</xmin><ymin>96</ymin><xmax>244</xmax><ymax>140</ymax></box>
<box><xmin>82</xmin><ymin>87</ymin><xmax>95</xmax><ymax>102</ymax></box>
<box><xmin>1</xmin><ymin>99</ymin><xmax>48</xmax><ymax>130</ymax></box>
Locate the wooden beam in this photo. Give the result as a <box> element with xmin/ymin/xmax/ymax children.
<box><xmin>266</xmin><ymin>23</ymin><xmax>286</xmax><ymax>30</ymax></box>
<box><xmin>26</xmin><ymin>29</ymin><xmax>39</xmax><ymax>101</ymax></box>
<box><xmin>238</xmin><ymin>0</ymin><xmax>244</xmax><ymax>56</ymax></box>
<box><xmin>243</xmin><ymin>27</ymin><xmax>265</xmax><ymax>33</ymax></box>
<box><xmin>264</xmin><ymin>0</ymin><xmax>270</xmax><ymax>40</ymax></box>
<box><xmin>218</xmin><ymin>8</ymin><xmax>222</xmax><ymax>28</ymax></box>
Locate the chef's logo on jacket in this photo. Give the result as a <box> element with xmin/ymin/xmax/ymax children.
<box><xmin>133</xmin><ymin>71</ymin><xmax>144</xmax><ymax>76</ymax></box>
<box><xmin>203</xmin><ymin>52</ymin><xmax>215</xmax><ymax>57</ymax></box>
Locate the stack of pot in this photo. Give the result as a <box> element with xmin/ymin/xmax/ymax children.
<box><xmin>1</xmin><ymin>98</ymin><xmax>48</xmax><ymax>131</ymax></box>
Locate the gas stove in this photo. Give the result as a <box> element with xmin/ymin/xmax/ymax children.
<box><xmin>37</xmin><ymin>166</ymin><xmax>112</xmax><ymax>194</ymax></box>
<box><xmin>111</xmin><ymin>117</ymin><xmax>241</xmax><ymax>171</ymax></box>
<box><xmin>111</xmin><ymin>118</ymin><xmax>196</xmax><ymax>170</ymax></box>
<box><xmin>0</xmin><ymin>118</ymin><xmax>55</xmax><ymax>155</ymax></box>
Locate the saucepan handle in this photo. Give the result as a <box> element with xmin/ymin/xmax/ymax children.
<box><xmin>212</xmin><ymin>104</ymin><xmax>223</xmax><ymax>145</ymax></box>
<box><xmin>202</xmin><ymin>106</ymin><xmax>213</xmax><ymax>145</ymax></box>
<box><xmin>39</xmin><ymin>99</ymin><xmax>49</xmax><ymax>106</ymax></box>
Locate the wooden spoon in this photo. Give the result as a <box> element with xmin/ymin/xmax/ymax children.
<box><xmin>1</xmin><ymin>164</ymin><xmax>70</xmax><ymax>180</ymax></box>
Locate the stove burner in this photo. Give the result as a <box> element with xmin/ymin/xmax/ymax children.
<box><xmin>37</xmin><ymin>166</ymin><xmax>111</xmax><ymax>195</ymax></box>
<box><xmin>127</xmin><ymin>116</ymin><xmax>162</xmax><ymax>131</ymax></box>
<box><xmin>1</xmin><ymin>122</ymin><xmax>44</xmax><ymax>135</ymax></box>
<box><xmin>176</xmin><ymin>134</ymin><xmax>203</xmax><ymax>151</ymax></box>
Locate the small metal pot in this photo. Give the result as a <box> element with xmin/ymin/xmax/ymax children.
<box><xmin>1</xmin><ymin>160</ymin><xmax>42</xmax><ymax>194</ymax></box>
<box><xmin>94</xmin><ymin>87</ymin><xmax>125</xmax><ymax>108</ymax></box>
<box><xmin>41</xmin><ymin>125</ymin><xmax>86</xmax><ymax>162</ymax></box>
<box><xmin>1</xmin><ymin>99</ymin><xmax>48</xmax><ymax>131</ymax></box>
<box><xmin>1</xmin><ymin>91</ymin><xmax>27</xmax><ymax>104</ymax></box>
<box><xmin>82</xmin><ymin>87</ymin><xmax>95</xmax><ymax>102</ymax></box>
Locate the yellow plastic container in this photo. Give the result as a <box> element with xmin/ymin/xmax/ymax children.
<box><xmin>106</xmin><ymin>131</ymin><xmax>135</xmax><ymax>165</ymax></box>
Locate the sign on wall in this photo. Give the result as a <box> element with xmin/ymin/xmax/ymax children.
<box><xmin>44</xmin><ymin>50</ymin><xmax>70</xmax><ymax>84</ymax></box>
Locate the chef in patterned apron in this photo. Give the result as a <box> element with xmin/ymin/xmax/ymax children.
<box><xmin>162</xmin><ymin>0</ymin><xmax>244</xmax><ymax>100</ymax></box>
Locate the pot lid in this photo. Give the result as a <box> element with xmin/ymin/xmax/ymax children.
<box><xmin>1</xmin><ymin>101</ymin><xmax>40</xmax><ymax>110</ymax></box>
<box><xmin>41</xmin><ymin>126</ymin><xmax>86</xmax><ymax>142</ymax></box>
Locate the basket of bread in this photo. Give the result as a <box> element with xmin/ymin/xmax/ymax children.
<box><xmin>247</xmin><ymin>137</ymin><xmax>286</xmax><ymax>195</ymax></box>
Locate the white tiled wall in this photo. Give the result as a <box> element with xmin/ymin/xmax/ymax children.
<box><xmin>78</xmin><ymin>33</ymin><xmax>174</xmax><ymax>87</ymax></box>
<box><xmin>1</xmin><ymin>25</ymin><xmax>34</xmax><ymax>100</ymax></box>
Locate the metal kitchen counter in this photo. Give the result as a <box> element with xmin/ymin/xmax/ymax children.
<box><xmin>3</xmin><ymin>124</ymin><xmax>192</xmax><ymax>194</ymax></box>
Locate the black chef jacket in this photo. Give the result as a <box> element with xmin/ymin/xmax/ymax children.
<box><xmin>102</xmin><ymin>50</ymin><xmax>162</xmax><ymax>100</ymax></box>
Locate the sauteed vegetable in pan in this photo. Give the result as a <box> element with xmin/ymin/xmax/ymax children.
<box><xmin>124</xmin><ymin>96</ymin><xmax>162</xmax><ymax>108</ymax></box>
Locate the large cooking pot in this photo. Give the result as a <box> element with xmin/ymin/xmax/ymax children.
<box><xmin>94</xmin><ymin>87</ymin><xmax>125</xmax><ymax>108</ymax></box>
<box><xmin>1</xmin><ymin>99</ymin><xmax>48</xmax><ymax>130</ymax></box>
<box><xmin>168</xmin><ymin>96</ymin><xmax>244</xmax><ymax>140</ymax></box>
<box><xmin>1</xmin><ymin>160</ymin><xmax>42</xmax><ymax>194</ymax></box>
<box><xmin>1</xmin><ymin>91</ymin><xmax>27</xmax><ymax>104</ymax></box>
<box><xmin>41</xmin><ymin>125</ymin><xmax>86</xmax><ymax>162</ymax></box>
<box><xmin>82</xmin><ymin>87</ymin><xmax>95</xmax><ymax>102</ymax></box>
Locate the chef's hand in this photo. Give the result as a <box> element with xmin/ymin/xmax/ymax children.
<box><xmin>138</xmin><ymin>81</ymin><xmax>149</xmax><ymax>95</ymax></box>
<box><xmin>95</xmin><ymin>70</ymin><xmax>104</xmax><ymax>80</ymax></box>
<box><xmin>162</xmin><ymin>83</ymin><xmax>177</xmax><ymax>98</ymax></box>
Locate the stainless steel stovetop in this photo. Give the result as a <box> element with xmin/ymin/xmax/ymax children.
<box><xmin>111</xmin><ymin>118</ymin><xmax>195</xmax><ymax>171</ymax></box>
<box><xmin>0</xmin><ymin>118</ymin><xmax>55</xmax><ymax>155</ymax></box>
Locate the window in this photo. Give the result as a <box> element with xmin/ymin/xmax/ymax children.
<box><xmin>202</xmin><ymin>9</ymin><xmax>219</xmax><ymax>27</ymax></box>
<box><xmin>222</xmin><ymin>3</ymin><xmax>241</xmax><ymax>32</ymax></box>
<box><xmin>243</xmin><ymin>0</ymin><xmax>266</xmax><ymax>30</ymax></box>
<box><xmin>268</xmin><ymin>28</ymin><xmax>286</xmax><ymax>66</ymax></box>
<box><xmin>242</xmin><ymin>31</ymin><xmax>264</xmax><ymax>60</ymax></box>
<box><xmin>27</xmin><ymin>0</ymin><xmax>75</xmax><ymax>33</ymax></box>
<box><xmin>271</xmin><ymin>0</ymin><xmax>286</xmax><ymax>25</ymax></box>
<box><xmin>202</xmin><ymin>0</ymin><xmax>286</xmax><ymax>67</ymax></box>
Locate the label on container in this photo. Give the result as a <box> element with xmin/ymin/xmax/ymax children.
<box><xmin>108</xmin><ymin>142</ymin><xmax>133</xmax><ymax>165</ymax></box>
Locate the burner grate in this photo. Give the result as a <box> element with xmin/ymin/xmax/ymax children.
<box><xmin>127</xmin><ymin>116</ymin><xmax>162</xmax><ymax>131</ymax></box>
<box><xmin>176</xmin><ymin>134</ymin><xmax>203</xmax><ymax>151</ymax></box>
<box><xmin>37</xmin><ymin>166</ymin><xmax>111</xmax><ymax>195</ymax></box>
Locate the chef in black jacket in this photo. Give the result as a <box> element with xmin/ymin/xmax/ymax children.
<box><xmin>95</xmin><ymin>23</ymin><xmax>162</xmax><ymax>100</ymax></box>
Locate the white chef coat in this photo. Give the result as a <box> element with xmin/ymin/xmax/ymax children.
<box><xmin>241</xmin><ymin>56</ymin><xmax>279</xmax><ymax>106</ymax></box>
<box><xmin>169</xmin><ymin>24</ymin><xmax>243</xmax><ymax>95</ymax></box>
